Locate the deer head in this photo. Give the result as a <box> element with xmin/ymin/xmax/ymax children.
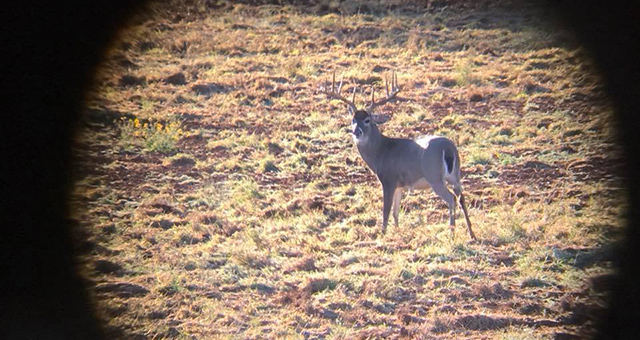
<box><xmin>321</xmin><ymin>71</ymin><xmax>401</xmax><ymax>145</ymax></box>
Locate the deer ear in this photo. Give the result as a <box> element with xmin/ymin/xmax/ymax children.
<box><xmin>372</xmin><ymin>113</ymin><xmax>391</xmax><ymax>125</ymax></box>
<box><xmin>348</xmin><ymin>105</ymin><xmax>355</xmax><ymax>115</ymax></box>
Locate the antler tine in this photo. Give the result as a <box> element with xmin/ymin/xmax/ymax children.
<box><xmin>391</xmin><ymin>71</ymin><xmax>398</xmax><ymax>91</ymax></box>
<box><xmin>331</xmin><ymin>71</ymin><xmax>336</xmax><ymax>92</ymax></box>
<box><xmin>385</xmin><ymin>76</ymin><xmax>389</xmax><ymax>97</ymax></box>
<box><xmin>390</xmin><ymin>71</ymin><xmax>395</xmax><ymax>91</ymax></box>
<box><xmin>321</xmin><ymin>71</ymin><xmax>357</xmax><ymax>112</ymax></box>
<box><xmin>370</xmin><ymin>84</ymin><xmax>375</xmax><ymax>107</ymax></box>
<box><xmin>389</xmin><ymin>70</ymin><xmax>400</xmax><ymax>93</ymax></box>
<box><xmin>366</xmin><ymin>71</ymin><xmax>402</xmax><ymax>111</ymax></box>
<box><xmin>352</xmin><ymin>86</ymin><xmax>357</xmax><ymax>105</ymax></box>
<box><xmin>394</xmin><ymin>71</ymin><xmax>399</xmax><ymax>91</ymax></box>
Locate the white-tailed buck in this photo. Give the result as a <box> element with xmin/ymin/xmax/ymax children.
<box><xmin>321</xmin><ymin>72</ymin><xmax>476</xmax><ymax>240</ymax></box>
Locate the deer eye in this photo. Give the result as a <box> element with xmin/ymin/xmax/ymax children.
<box><xmin>363</xmin><ymin>117</ymin><xmax>371</xmax><ymax>124</ymax></box>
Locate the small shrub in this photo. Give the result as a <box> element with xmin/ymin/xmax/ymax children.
<box><xmin>497</xmin><ymin>153</ymin><xmax>518</xmax><ymax>166</ymax></box>
<box><xmin>491</xmin><ymin>135</ymin><xmax>513</xmax><ymax>146</ymax></box>
<box><xmin>304</xmin><ymin>277</ymin><xmax>337</xmax><ymax>294</ymax></box>
<box><xmin>163</xmin><ymin>153</ymin><xmax>196</xmax><ymax>167</ymax></box>
<box><xmin>260</xmin><ymin>159</ymin><xmax>279</xmax><ymax>173</ymax></box>
<box><xmin>229</xmin><ymin>177</ymin><xmax>264</xmax><ymax>202</ymax></box>
<box><xmin>498</xmin><ymin>127</ymin><xmax>514</xmax><ymax>136</ymax></box>
<box><xmin>117</xmin><ymin>117</ymin><xmax>182</xmax><ymax>153</ymax></box>
<box><xmin>232</xmin><ymin>250</ymin><xmax>270</xmax><ymax>270</ymax></box>
<box><xmin>455</xmin><ymin>59</ymin><xmax>477</xmax><ymax>86</ymax></box>
<box><xmin>220</xmin><ymin>263</ymin><xmax>248</xmax><ymax>284</ymax></box>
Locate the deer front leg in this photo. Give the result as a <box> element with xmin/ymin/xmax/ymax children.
<box><xmin>381</xmin><ymin>181</ymin><xmax>396</xmax><ymax>235</ymax></box>
<box><xmin>392</xmin><ymin>187</ymin><xmax>403</xmax><ymax>229</ymax></box>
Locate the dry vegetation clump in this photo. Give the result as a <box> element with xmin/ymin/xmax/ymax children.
<box><xmin>72</xmin><ymin>0</ymin><xmax>624</xmax><ymax>338</ymax></box>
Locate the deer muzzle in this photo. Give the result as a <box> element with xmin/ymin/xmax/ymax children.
<box><xmin>352</xmin><ymin>126</ymin><xmax>363</xmax><ymax>138</ymax></box>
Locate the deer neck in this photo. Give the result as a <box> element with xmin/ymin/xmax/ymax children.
<box><xmin>355</xmin><ymin>124</ymin><xmax>385</xmax><ymax>174</ymax></box>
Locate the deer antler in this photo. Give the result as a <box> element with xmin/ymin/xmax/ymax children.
<box><xmin>321</xmin><ymin>71</ymin><xmax>357</xmax><ymax>113</ymax></box>
<box><xmin>366</xmin><ymin>71</ymin><xmax>401</xmax><ymax>112</ymax></box>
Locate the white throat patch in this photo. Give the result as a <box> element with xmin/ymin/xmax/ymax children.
<box><xmin>353</xmin><ymin>134</ymin><xmax>368</xmax><ymax>145</ymax></box>
<box><xmin>351</xmin><ymin>122</ymin><xmax>367</xmax><ymax>144</ymax></box>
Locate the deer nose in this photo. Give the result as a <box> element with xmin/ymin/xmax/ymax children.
<box><xmin>352</xmin><ymin>126</ymin><xmax>363</xmax><ymax>138</ymax></box>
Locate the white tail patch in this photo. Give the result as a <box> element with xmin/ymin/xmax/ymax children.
<box><xmin>443</xmin><ymin>149</ymin><xmax>458</xmax><ymax>185</ymax></box>
<box><xmin>442</xmin><ymin>149</ymin><xmax>450</xmax><ymax>174</ymax></box>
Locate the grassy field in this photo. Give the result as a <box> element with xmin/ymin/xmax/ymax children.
<box><xmin>71</xmin><ymin>0</ymin><xmax>626</xmax><ymax>338</ymax></box>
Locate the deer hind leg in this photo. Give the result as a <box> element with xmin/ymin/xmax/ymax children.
<box><xmin>430</xmin><ymin>180</ymin><xmax>456</xmax><ymax>237</ymax></box>
<box><xmin>392</xmin><ymin>188</ymin><xmax>403</xmax><ymax>229</ymax></box>
<box><xmin>452</xmin><ymin>184</ymin><xmax>476</xmax><ymax>241</ymax></box>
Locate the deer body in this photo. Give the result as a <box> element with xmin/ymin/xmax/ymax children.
<box><xmin>322</xmin><ymin>72</ymin><xmax>476</xmax><ymax>240</ymax></box>
<box><xmin>351</xmin><ymin>110</ymin><xmax>475</xmax><ymax>239</ymax></box>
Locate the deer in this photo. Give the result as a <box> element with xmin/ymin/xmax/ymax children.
<box><xmin>321</xmin><ymin>71</ymin><xmax>477</xmax><ymax>241</ymax></box>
